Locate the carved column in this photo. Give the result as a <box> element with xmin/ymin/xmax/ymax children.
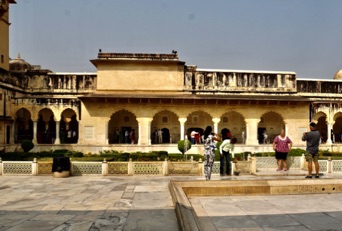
<box><xmin>277</xmin><ymin>74</ymin><xmax>282</xmax><ymax>88</ymax></box>
<box><xmin>327</xmin><ymin>123</ymin><xmax>333</xmax><ymax>145</ymax></box>
<box><xmin>137</xmin><ymin>117</ymin><xmax>153</xmax><ymax>145</ymax></box>
<box><xmin>232</xmin><ymin>73</ymin><xmax>237</xmax><ymax>87</ymax></box>
<box><xmin>212</xmin><ymin>118</ymin><xmax>220</xmax><ymax>134</ymax></box>
<box><xmin>55</xmin><ymin>121</ymin><xmax>60</xmax><ymax>144</ymax></box>
<box><xmin>105</xmin><ymin>121</ymin><xmax>109</xmax><ymax>144</ymax></box>
<box><xmin>245</xmin><ymin>118</ymin><xmax>260</xmax><ymax>145</ymax></box>
<box><xmin>83</xmin><ymin>75</ymin><xmax>86</xmax><ymax>89</ymax></box>
<box><xmin>178</xmin><ymin>118</ymin><xmax>187</xmax><ymax>140</ymax></box>
<box><xmin>33</xmin><ymin>121</ymin><xmax>37</xmax><ymax>145</ymax></box>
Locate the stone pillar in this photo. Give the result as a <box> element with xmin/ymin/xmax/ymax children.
<box><xmin>326</xmin><ymin>123</ymin><xmax>332</xmax><ymax>145</ymax></box>
<box><xmin>284</xmin><ymin>122</ymin><xmax>289</xmax><ymax>137</ymax></box>
<box><xmin>55</xmin><ymin>121</ymin><xmax>60</xmax><ymax>144</ymax></box>
<box><xmin>10</xmin><ymin>123</ymin><xmax>15</xmax><ymax>144</ymax></box>
<box><xmin>232</xmin><ymin>73</ymin><xmax>237</xmax><ymax>87</ymax></box>
<box><xmin>32</xmin><ymin>158</ymin><xmax>38</xmax><ymax>176</ymax></box>
<box><xmin>105</xmin><ymin>121</ymin><xmax>109</xmax><ymax>144</ymax></box>
<box><xmin>72</xmin><ymin>75</ymin><xmax>76</xmax><ymax>90</ymax></box>
<box><xmin>212</xmin><ymin>118</ymin><xmax>220</xmax><ymax>134</ymax></box>
<box><xmin>128</xmin><ymin>158</ymin><xmax>133</xmax><ymax>176</ymax></box>
<box><xmin>277</xmin><ymin>74</ymin><xmax>282</xmax><ymax>88</ymax></box>
<box><xmin>33</xmin><ymin>121</ymin><xmax>37</xmax><ymax>145</ymax></box>
<box><xmin>137</xmin><ymin>117</ymin><xmax>153</xmax><ymax>145</ymax></box>
<box><xmin>83</xmin><ymin>75</ymin><xmax>86</xmax><ymax>89</ymax></box>
<box><xmin>102</xmin><ymin>159</ymin><xmax>108</xmax><ymax>176</ymax></box>
<box><xmin>245</xmin><ymin>118</ymin><xmax>260</xmax><ymax>145</ymax></box>
<box><xmin>178</xmin><ymin>118</ymin><xmax>187</xmax><ymax>140</ymax></box>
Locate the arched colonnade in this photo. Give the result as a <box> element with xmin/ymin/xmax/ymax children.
<box><xmin>14</xmin><ymin>107</ymin><xmax>79</xmax><ymax>145</ymax></box>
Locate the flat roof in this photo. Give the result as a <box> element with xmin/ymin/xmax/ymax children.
<box><xmin>197</xmin><ymin>68</ymin><xmax>296</xmax><ymax>75</ymax></box>
<box><xmin>297</xmin><ymin>78</ymin><xmax>341</xmax><ymax>82</ymax></box>
<box><xmin>48</xmin><ymin>72</ymin><xmax>97</xmax><ymax>75</ymax></box>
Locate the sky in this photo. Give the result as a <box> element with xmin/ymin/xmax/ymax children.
<box><xmin>9</xmin><ymin>0</ymin><xmax>342</xmax><ymax>79</ymax></box>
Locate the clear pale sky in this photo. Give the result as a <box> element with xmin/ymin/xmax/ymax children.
<box><xmin>9</xmin><ymin>0</ymin><xmax>342</xmax><ymax>79</ymax></box>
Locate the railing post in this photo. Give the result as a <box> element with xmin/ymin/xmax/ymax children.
<box><xmin>102</xmin><ymin>158</ymin><xmax>108</xmax><ymax>176</ymax></box>
<box><xmin>328</xmin><ymin>157</ymin><xmax>332</xmax><ymax>173</ymax></box>
<box><xmin>250</xmin><ymin>157</ymin><xmax>257</xmax><ymax>174</ymax></box>
<box><xmin>70</xmin><ymin>158</ymin><xmax>73</xmax><ymax>176</ymax></box>
<box><xmin>163</xmin><ymin>158</ymin><xmax>168</xmax><ymax>176</ymax></box>
<box><xmin>32</xmin><ymin>158</ymin><xmax>38</xmax><ymax>176</ymax></box>
<box><xmin>300</xmin><ymin>154</ymin><xmax>306</xmax><ymax>170</ymax></box>
<box><xmin>198</xmin><ymin>158</ymin><xmax>203</xmax><ymax>176</ymax></box>
<box><xmin>128</xmin><ymin>158</ymin><xmax>133</xmax><ymax>176</ymax></box>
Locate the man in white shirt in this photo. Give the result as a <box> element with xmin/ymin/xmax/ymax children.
<box><xmin>219</xmin><ymin>137</ymin><xmax>231</xmax><ymax>176</ymax></box>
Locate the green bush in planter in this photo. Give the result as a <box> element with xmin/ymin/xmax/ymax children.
<box><xmin>178</xmin><ymin>140</ymin><xmax>192</xmax><ymax>154</ymax></box>
<box><xmin>21</xmin><ymin>140</ymin><xmax>34</xmax><ymax>152</ymax></box>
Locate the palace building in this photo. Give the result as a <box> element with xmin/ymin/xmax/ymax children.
<box><xmin>2</xmin><ymin>1</ymin><xmax>342</xmax><ymax>154</ymax></box>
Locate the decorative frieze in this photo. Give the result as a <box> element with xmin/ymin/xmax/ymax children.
<box><xmin>184</xmin><ymin>67</ymin><xmax>296</xmax><ymax>93</ymax></box>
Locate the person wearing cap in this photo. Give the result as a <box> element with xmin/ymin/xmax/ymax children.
<box><xmin>302</xmin><ymin>122</ymin><xmax>321</xmax><ymax>178</ymax></box>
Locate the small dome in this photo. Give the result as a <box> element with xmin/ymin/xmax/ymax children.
<box><xmin>9</xmin><ymin>53</ymin><xmax>32</xmax><ymax>73</ymax></box>
<box><xmin>334</xmin><ymin>69</ymin><xmax>342</xmax><ymax>80</ymax></box>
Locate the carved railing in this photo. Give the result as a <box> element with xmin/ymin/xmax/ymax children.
<box><xmin>1</xmin><ymin>158</ymin><xmax>338</xmax><ymax>176</ymax></box>
<box><xmin>184</xmin><ymin>68</ymin><xmax>297</xmax><ymax>93</ymax></box>
<box><xmin>14</xmin><ymin>98</ymin><xmax>80</xmax><ymax>107</ymax></box>
<box><xmin>297</xmin><ymin>80</ymin><xmax>342</xmax><ymax>94</ymax></box>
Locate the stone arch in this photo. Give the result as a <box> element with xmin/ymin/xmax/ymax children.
<box><xmin>60</xmin><ymin>108</ymin><xmax>78</xmax><ymax>144</ymax></box>
<box><xmin>185</xmin><ymin>111</ymin><xmax>212</xmax><ymax>141</ymax></box>
<box><xmin>258</xmin><ymin>111</ymin><xmax>284</xmax><ymax>144</ymax></box>
<box><xmin>108</xmin><ymin>109</ymin><xmax>138</xmax><ymax>144</ymax></box>
<box><xmin>315</xmin><ymin>112</ymin><xmax>327</xmax><ymax>142</ymax></box>
<box><xmin>14</xmin><ymin>108</ymin><xmax>33</xmax><ymax>143</ymax></box>
<box><xmin>219</xmin><ymin>111</ymin><xmax>246</xmax><ymax>143</ymax></box>
<box><xmin>333</xmin><ymin>112</ymin><xmax>342</xmax><ymax>142</ymax></box>
<box><xmin>37</xmin><ymin>108</ymin><xmax>56</xmax><ymax>144</ymax></box>
<box><xmin>151</xmin><ymin>110</ymin><xmax>179</xmax><ymax>144</ymax></box>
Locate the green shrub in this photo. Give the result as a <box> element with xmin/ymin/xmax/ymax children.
<box><xmin>178</xmin><ymin>140</ymin><xmax>192</xmax><ymax>154</ymax></box>
<box><xmin>129</xmin><ymin>152</ymin><xmax>158</xmax><ymax>161</ymax></box>
<box><xmin>156</xmin><ymin>151</ymin><xmax>168</xmax><ymax>160</ymax></box>
<box><xmin>289</xmin><ymin>148</ymin><xmax>306</xmax><ymax>156</ymax></box>
<box><xmin>21</xmin><ymin>140</ymin><xmax>34</xmax><ymax>153</ymax></box>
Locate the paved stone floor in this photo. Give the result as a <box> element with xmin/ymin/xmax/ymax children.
<box><xmin>1</xmin><ymin>173</ymin><xmax>342</xmax><ymax>231</ymax></box>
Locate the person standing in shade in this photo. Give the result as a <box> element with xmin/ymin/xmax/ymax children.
<box><xmin>203</xmin><ymin>126</ymin><xmax>221</xmax><ymax>180</ymax></box>
<box><xmin>302</xmin><ymin>122</ymin><xmax>321</xmax><ymax>178</ymax></box>
<box><xmin>273</xmin><ymin>129</ymin><xmax>292</xmax><ymax>171</ymax></box>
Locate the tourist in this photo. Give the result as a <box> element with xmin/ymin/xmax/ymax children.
<box><xmin>302</xmin><ymin>122</ymin><xmax>321</xmax><ymax>178</ymax></box>
<box><xmin>190</xmin><ymin>130</ymin><xmax>198</xmax><ymax>144</ymax></box>
<box><xmin>273</xmin><ymin>129</ymin><xmax>292</xmax><ymax>171</ymax></box>
<box><xmin>203</xmin><ymin>126</ymin><xmax>221</xmax><ymax>180</ymax></box>
<box><xmin>125</xmin><ymin>130</ymin><xmax>129</xmax><ymax>143</ymax></box>
<box><xmin>130</xmin><ymin>129</ymin><xmax>135</xmax><ymax>144</ymax></box>
<box><xmin>263</xmin><ymin>130</ymin><xmax>268</xmax><ymax>144</ymax></box>
<box><xmin>219</xmin><ymin>136</ymin><xmax>236</xmax><ymax>176</ymax></box>
<box><xmin>157</xmin><ymin>129</ymin><xmax>163</xmax><ymax>143</ymax></box>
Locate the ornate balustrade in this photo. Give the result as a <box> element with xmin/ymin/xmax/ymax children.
<box><xmin>1</xmin><ymin>156</ymin><xmax>340</xmax><ymax>176</ymax></box>
<box><xmin>297</xmin><ymin>79</ymin><xmax>342</xmax><ymax>95</ymax></box>
<box><xmin>184</xmin><ymin>67</ymin><xmax>297</xmax><ymax>93</ymax></box>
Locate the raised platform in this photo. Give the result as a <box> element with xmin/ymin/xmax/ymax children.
<box><xmin>169</xmin><ymin>178</ymin><xmax>342</xmax><ymax>230</ymax></box>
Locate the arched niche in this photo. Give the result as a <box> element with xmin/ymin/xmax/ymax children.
<box><xmin>108</xmin><ymin>110</ymin><xmax>138</xmax><ymax>144</ymax></box>
<box><xmin>258</xmin><ymin>112</ymin><xmax>284</xmax><ymax>144</ymax></box>
<box><xmin>60</xmin><ymin>109</ymin><xmax>78</xmax><ymax>144</ymax></box>
<box><xmin>15</xmin><ymin>108</ymin><xmax>33</xmax><ymax>143</ymax></box>
<box><xmin>151</xmin><ymin>110</ymin><xmax>179</xmax><ymax>144</ymax></box>
<box><xmin>219</xmin><ymin>111</ymin><xmax>245</xmax><ymax>143</ymax></box>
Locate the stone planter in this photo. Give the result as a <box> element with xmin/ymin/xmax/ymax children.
<box><xmin>53</xmin><ymin>171</ymin><xmax>70</xmax><ymax>178</ymax></box>
<box><xmin>52</xmin><ymin>157</ymin><xmax>71</xmax><ymax>178</ymax></box>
